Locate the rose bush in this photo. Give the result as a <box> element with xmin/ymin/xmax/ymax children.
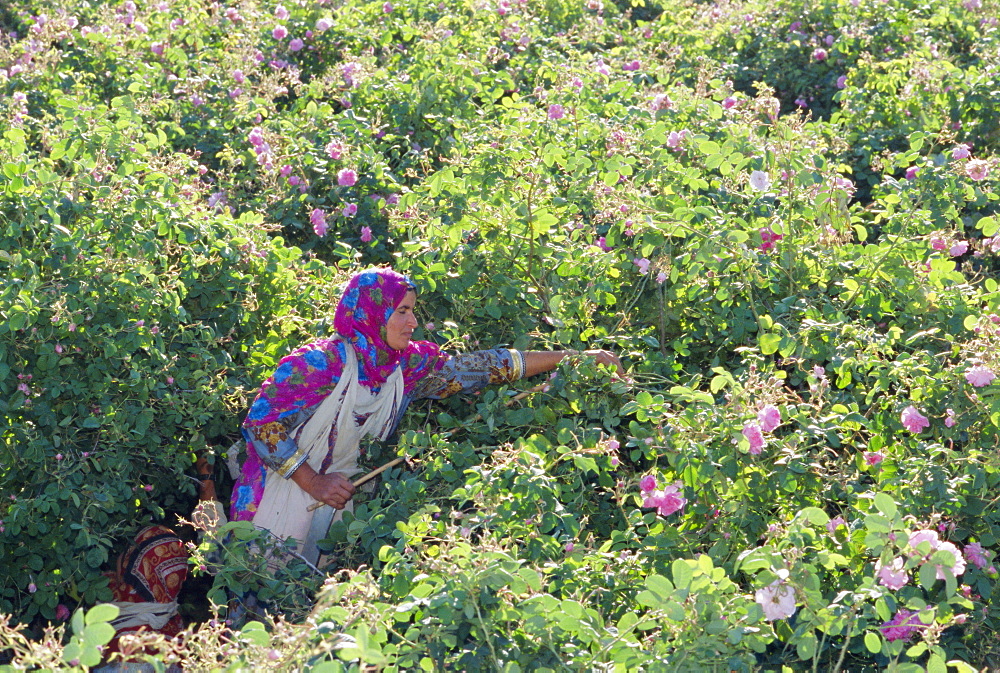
<box><xmin>2</xmin><ymin>0</ymin><xmax>999</xmax><ymax>669</ymax></box>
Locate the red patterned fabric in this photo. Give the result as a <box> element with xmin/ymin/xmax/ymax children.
<box><xmin>103</xmin><ymin>525</ymin><xmax>189</xmax><ymax>652</ymax></box>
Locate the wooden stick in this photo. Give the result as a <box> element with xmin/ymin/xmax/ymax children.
<box><xmin>306</xmin><ymin>457</ymin><xmax>405</xmax><ymax>511</ymax></box>
<box><xmin>306</xmin><ymin>384</ymin><xmax>547</xmax><ymax>512</ymax></box>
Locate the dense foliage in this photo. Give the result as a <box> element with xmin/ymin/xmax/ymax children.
<box><xmin>2</xmin><ymin>0</ymin><xmax>999</xmax><ymax>669</ymax></box>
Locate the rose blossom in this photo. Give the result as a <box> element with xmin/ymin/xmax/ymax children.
<box><xmin>966</xmin><ymin>159</ymin><xmax>989</xmax><ymax>181</ymax></box>
<box><xmin>759</xmin><ymin>226</ymin><xmax>782</xmax><ymax>252</ymax></box>
<box><xmin>933</xmin><ymin>541</ymin><xmax>966</xmax><ymax>579</ymax></box>
<box><xmin>964</xmin><ymin>542</ymin><xmax>990</xmax><ymax>569</ymax></box>
<box><xmin>642</xmin><ymin>481</ymin><xmax>686</xmax><ymax>517</ymax></box>
<box><xmin>965</xmin><ymin>365</ymin><xmax>995</xmax><ymax>388</ymax></box>
<box><xmin>864</xmin><ymin>451</ymin><xmax>884</xmax><ymax>466</ymax></box>
<box><xmin>900</xmin><ymin>405</ymin><xmax>929</xmax><ymax>433</ymax></box>
<box><xmin>742</xmin><ymin>422</ymin><xmax>766</xmax><ymax>454</ymax></box>
<box><xmin>639</xmin><ymin>474</ymin><xmax>657</xmax><ymax>493</ymax></box>
<box><xmin>755</xmin><ymin>576</ymin><xmax>796</xmax><ymax>621</ymax></box>
<box><xmin>749</xmin><ymin>170</ymin><xmax>771</xmax><ymax>192</ymax></box>
<box><xmin>875</xmin><ymin>556</ymin><xmax>908</xmax><ymax>590</ymax></box>
<box><xmin>337</xmin><ymin>168</ymin><xmax>358</xmax><ymax>186</ymax></box>
<box><xmin>757</xmin><ymin>405</ymin><xmax>781</xmax><ymax>433</ymax></box>
<box><xmin>826</xmin><ymin>516</ymin><xmax>846</xmax><ymax>535</ymax></box>
<box><xmin>881</xmin><ymin>609</ymin><xmax>927</xmax><ymax>642</ymax></box>
<box><xmin>310</xmin><ymin>208</ymin><xmax>327</xmax><ymax>237</ymax></box>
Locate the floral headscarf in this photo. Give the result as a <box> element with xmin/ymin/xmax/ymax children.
<box><xmin>334</xmin><ymin>267</ymin><xmax>416</xmax><ymax>388</ymax></box>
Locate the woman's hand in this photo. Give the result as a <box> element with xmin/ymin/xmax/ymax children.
<box><xmin>308</xmin><ymin>472</ymin><xmax>356</xmax><ymax>510</ymax></box>
<box><xmin>292</xmin><ymin>463</ymin><xmax>356</xmax><ymax>510</ymax></box>
<box><xmin>523</xmin><ymin>349</ymin><xmax>627</xmax><ymax>379</ymax></box>
<box><xmin>582</xmin><ymin>349</ymin><xmax>625</xmax><ymax>378</ymax></box>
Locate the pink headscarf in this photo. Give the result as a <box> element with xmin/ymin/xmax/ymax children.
<box><xmin>333</xmin><ymin>267</ymin><xmax>416</xmax><ymax>388</ymax></box>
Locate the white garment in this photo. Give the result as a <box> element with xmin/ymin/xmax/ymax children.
<box><xmin>250</xmin><ymin>341</ymin><xmax>402</xmax><ymax>564</ymax></box>
<box><xmin>109</xmin><ymin>601</ymin><xmax>179</xmax><ymax>631</ymax></box>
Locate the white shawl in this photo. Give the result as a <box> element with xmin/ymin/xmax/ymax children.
<box><xmin>250</xmin><ymin>340</ymin><xmax>402</xmax><ymax>564</ymax></box>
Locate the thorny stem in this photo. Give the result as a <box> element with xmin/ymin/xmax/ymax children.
<box><xmin>830</xmin><ymin>613</ymin><xmax>857</xmax><ymax>673</ymax></box>
<box><xmin>474</xmin><ymin>596</ymin><xmax>501</xmax><ymax>671</ymax></box>
<box><xmin>840</xmin><ymin>200</ymin><xmax>923</xmax><ymax>313</ymax></box>
<box><xmin>643</xmin><ymin>211</ymin><xmax>763</xmax><ymax>328</ymax></box>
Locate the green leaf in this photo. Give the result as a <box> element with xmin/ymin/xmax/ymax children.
<box><xmin>636</xmin><ymin>574</ymin><xmax>674</xmax><ymax>607</ymax></box>
<box><xmin>82</xmin><ymin>622</ymin><xmax>115</xmax><ymax>650</ymax></box>
<box><xmin>919</xmin><ymin>561</ymin><xmax>939</xmax><ymax>590</ymax></box>
<box><xmin>873</xmin><ymin>493</ymin><xmax>897</xmax><ymax>518</ymax></box>
<box><xmin>518</xmin><ymin>567</ymin><xmax>542</xmax><ymax>593</ymax></box>
<box><xmin>759</xmin><ymin>333</ymin><xmax>781</xmax><ymax>355</ymax></box>
<box><xmin>926</xmin><ymin>654</ymin><xmax>947</xmax><ymax>673</ymax></box>
<box><xmin>864</xmin><ymin>631</ymin><xmax>881</xmax><ymax>653</ymax></box>
<box><xmin>799</xmin><ymin>507</ymin><xmax>830</xmax><ymax>526</ymax></box>
<box><xmin>710</xmin><ymin>375</ymin><xmax>730</xmax><ymax>393</ymax></box>
<box><xmin>85</xmin><ymin>603</ymin><xmax>119</xmax><ymax>626</ymax></box>
<box><xmin>977</xmin><ymin>216</ymin><xmax>998</xmax><ymax>237</ymax></box>
<box><xmin>778</xmin><ymin>336</ymin><xmax>797</xmax><ymax>358</ymax></box>
<box><xmin>672</xmin><ymin>559</ymin><xmax>694</xmax><ymax>591</ymax></box>
<box><xmin>241</xmin><ymin>620</ymin><xmax>270</xmax><ymax>646</ymax></box>
<box><xmin>71</xmin><ymin>607</ymin><xmax>85</xmax><ymax>635</ymax></box>
<box><xmin>796</xmin><ymin>633</ymin><xmax>817</xmax><ymax>659</ymax></box>
<box><xmin>864</xmin><ymin>514</ymin><xmax>891</xmax><ymax>533</ymax></box>
<box><xmin>664</xmin><ymin>600</ymin><xmax>686</xmax><ymax>622</ymax></box>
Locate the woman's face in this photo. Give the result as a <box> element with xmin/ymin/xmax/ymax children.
<box><xmin>384</xmin><ymin>290</ymin><xmax>418</xmax><ymax>350</ymax></box>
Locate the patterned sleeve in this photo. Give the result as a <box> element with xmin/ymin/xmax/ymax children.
<box><xmin>241</xmin><ymin>338</ymin><xmax>347</xmax><ymax>478</ymax></box>
<box><xmin>406</xmin><ymin>348</ymin><xmax>526</xmax><ymax>400</ymax></box>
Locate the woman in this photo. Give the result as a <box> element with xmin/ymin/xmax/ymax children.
<box><xmin>95</xmin><ymin>459</ymin><xmax>219</xmax><ymax>671</ymax></box>
<box><xmin>229</xmin><ymin>267</ymin><xmax>622</xmax><ymax>564</ymax></box>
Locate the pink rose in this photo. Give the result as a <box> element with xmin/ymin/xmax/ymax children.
<box><xmin>742</xmin><ymin>422</ymin><xmax>766</xmax><ymax>454</ymax></box>
<box><xmin>757</xmin><ymin>405</ymin><xmax>781</xmax><ymax>433</ymax></box>
<box><xmin>639</xmin><ymin>474</ymin><xmax>657</xmax><ymax>493</ymax></box>
<box><xmin>900</xmin><ymin>405</ymin><xmax>929</xmax><ymax>434</ymax></box>
<box><xmin>337</xmin><ymin>168</ymin><xmax>357</xmax><ymax>186</ymax></box>
<box><xmin>965</xmin><ymin>365</ymin><xmax>996</xmax><ymax>388</ymax></box>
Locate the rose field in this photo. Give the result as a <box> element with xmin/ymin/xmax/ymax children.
<box><xmin>2</xmin><ymin>0</ymin><xmax>1000</xmax><ymax>670</ymax></box>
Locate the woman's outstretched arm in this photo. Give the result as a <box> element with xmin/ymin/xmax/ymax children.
<box><xmin>404</xmin><ymin>346</ymin><xmax>625</xmax><ymax>403</ymax></box>
<box><xmin>522</xmin><ymin>349</ymin><xmax>625</xmax><ymax>378</ymax></box>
